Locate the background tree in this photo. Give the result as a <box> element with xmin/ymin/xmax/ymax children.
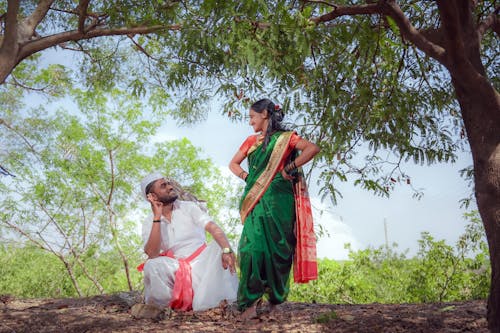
<box><xmin>0</xmin><ymin>87</ymin><xmax>239</xmax><ymax>296</ymax></box>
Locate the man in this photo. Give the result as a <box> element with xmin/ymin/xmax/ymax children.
<box><xmin>138</xmin><ymin>171</ymin><xmax>238</xmax><ymax>311</ymax></box>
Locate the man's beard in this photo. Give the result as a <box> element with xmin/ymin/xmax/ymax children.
<box><xmin>159</xmin><ymin>194</ymin><xmax>178</xmax><ymax>204</ymax></box>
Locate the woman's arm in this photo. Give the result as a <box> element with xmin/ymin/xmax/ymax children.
<box><xmin>282</xmin><ymin>138</ymin><xmax>320</xmax><ymax>180</ymax></box>
<box><xmin>229</xmin><ymin>150</ymin><xmax>248</xmax><ymax>181</ymax></box>
<box><xmin>293</xmin><ymin>138</ymin><xmax>321</xmax><ymax>168</ymax></box>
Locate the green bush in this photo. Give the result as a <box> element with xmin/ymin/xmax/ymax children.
<box><xmin>1</xmin><ymin>212</ymin><xmax>490</xmax><ymax>303</ymax></box>
<box><xmin>0</xmin><ymin>244</ymin><xmax>143</xmax><ymax>298</ymax></box>
<box><xmin>290</xmin><ymin>212</ymin><xmax>490</xmax><ymax>304</ymax></box>
<box><xmin>0</xmin><ymin>245</ymin><xmax>75</xmax><ymax>297</ymax></box>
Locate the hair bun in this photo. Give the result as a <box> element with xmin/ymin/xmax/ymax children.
<box><xmin>274</xmin><ymin>107</ymin><xmax>284</xmax><ymax>122</ymax></box>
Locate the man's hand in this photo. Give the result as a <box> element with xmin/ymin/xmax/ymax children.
<box><xmin>222</xmin><ymin>252</ymin><xmax>236</xmax><ymax>274</ymax></box>
<box><xmin>144</xmin><ymin>193</ymin><xmax>164</xmax><ymax>258</ymax></box>
<box><xmin>147</xmin><ymin>193</ymin><xmax>163</xmax><ymax>218</ymax></box>
<box><xmin>205</xmin><ymin>222</ymin><xmax>237</xmax><ymax>274</ymax></box>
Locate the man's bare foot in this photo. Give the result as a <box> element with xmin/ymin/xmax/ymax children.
<box><xmin>130</xmin><ymin>303</ymin><xmax>165</xmax><ymax>320</ymax></box>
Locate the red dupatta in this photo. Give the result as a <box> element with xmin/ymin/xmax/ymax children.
<box><xmin>292</xmin><ymin>171</ymin><xmax>318</xmax><ymax>283</ymax></box>
<box><xmin>239</xmin><ymin>131</ymin><xmax>318</xmax><ymax>283</ymax></box>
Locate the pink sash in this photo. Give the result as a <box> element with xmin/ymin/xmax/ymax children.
<box><xmin>137</xmin><ymin>243</ymin><xmax>207</xmax><ymax>311</ymax></box>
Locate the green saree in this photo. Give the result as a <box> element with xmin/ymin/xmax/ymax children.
<box><xmin>237</xmin><ymin>131</ymin><xmax>297</xmax><ymax>310</ymax></box>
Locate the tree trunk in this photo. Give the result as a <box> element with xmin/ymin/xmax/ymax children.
<box><xmin>452</xmin><ymin>74</ymin><xmax>500</xmax><ymax>333</ymax></box>
<box><xmin>436</xmin><ymin>2</ymin><xmax>500</xmax><ymax>330</ymax></box>
<box><xmin>0</xmin><ymin>0</ymin><xmax>20</xmax><ymax>84</ymax></box>
<box><xmin>60</xmin><ymin>256</ymin><xmax>83</xmax><ymax>297</ymax></box>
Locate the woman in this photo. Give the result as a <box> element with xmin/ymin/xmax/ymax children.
<box><xmin>229</xmin><ymin>98</ymin><xmax>321</xmax><ymax>319</ymax></box>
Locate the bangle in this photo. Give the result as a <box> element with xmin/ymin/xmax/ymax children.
<box><xmin>153</xmin><ymin>219</ymin><xmax>161</xmax><ymax>223</ymax></box>
<box><xmin>285</xmin><ymin>161</ymin><xmax>297</xmax><ymax>174</ymax></box>
<box><xmin>238</xmin><ymin>170</ymin><xmax>248</xmax><ymax>180</ymax></box>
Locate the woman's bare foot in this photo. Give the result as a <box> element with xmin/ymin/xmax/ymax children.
<box><xmin>238</xmin><ymin>298</ymin><xmax>262</xmax><ymax>321</ymax></box>
<box><xmin>262</xmin><ymin>302</ymin><xmax>279</xmax><ymax>321</ymax></box>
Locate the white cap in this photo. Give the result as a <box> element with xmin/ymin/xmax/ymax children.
<box><xmin>140</xmin><ymin>171</ymin><xmax>164</xmax><ymax>200</ymax></box>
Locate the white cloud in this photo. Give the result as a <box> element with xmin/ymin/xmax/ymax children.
<box><xmin>311</xmin><ymin>197</ymin><xmax>362</xmax><ymax>260</ymax></box>
<box><xmin>152</xmin><ymin>131</ymin><xmax>179</xmax><ymax>144</ymax></box>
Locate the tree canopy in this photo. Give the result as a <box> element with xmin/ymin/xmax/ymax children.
<box><xmin>2</xmin><ymin>1</ymin><xmax>496</xmax><ymax>198</ymax></box>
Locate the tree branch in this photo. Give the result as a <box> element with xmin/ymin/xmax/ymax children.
<box><xmin>435</xmin><ymin>1</ymin><xmax>464</xmax><ymax>62</ymax></box>
<box><xmin>309</xmin><ymin>1</ymin><xmax>446</xmax><ymax>64</ymax></box>
<box><xmin>127</xmin><ymin>34</ymin><xmax>159</xmax><ymax>60</ymax></box>
<box><xmin>3</xmin><ymin>219</ymin><xmax>49</xmax><ymax>252</ymax></box>
<box><xmin>0</xmin><ymin>117</ymin><xmax>43</xmax><ymax>164</ymax></box>
<box><xmin>38</xmin><ymin>201</ymin><xmax>105</xmax><ymax>293</ymax></box>
<box><xmin>418</xmin><ymin>28</ymin><xmax>445</xmax><ymax>49</ymax></box>
<box><xmin>18</xmin><ymin>24</ymin><xmax>180</xmax><ymax>62</ymax></box>
<box><xmin>383</xmin><ymin>1</ymin><xmax>446</xmax><ymax>65</ymax></box>
<box><xmin>304</xmin><ymin>0</ymin><xmax>337</xmax><ymax>8</ymax></box>
<box><xmin>477</xmin><ymin>5</ymin><xmax>500</xmax><ymax>39</ymax></box>
<box><xmin>0</xmin><ymin>164</ymin><xmax>15</xmax><ymax>177</ymax></box>
<box><xmin>48</xmin><ymin>7</ymin><xmax>79</xmax><ymax>16</ymax></box>
<box><xmin>310</xmin><ymin>2</ymin><xmax>381</xmax><ymax>24</ymax></box>
<box><xmin>49</xmin><ymin>5</ymin><xmax>103</xmax><ymax>19</ymax></box>
<box><xmin>77</xmin><ymin>0</ymin><xmax>91</xmax><ymax>33</ymax></box>
<box><xmin>23</xmin><ymin>0</ymin><xmax>55</xmax><ymax>34</ymax></box>
<box><xmin>9</xmin><ymin>74</ymin><xmax>51</xmax><ymax>92</ymax></box>
<box><xmin>436</xmin><ymin>0</ymin><xmax>490</xmax><ymax>82</ymax></box>
<box><xmin>0</xmin><ymin>0</ymin><xmax>19</xmax><ymax>54</ymax></box>
<box><xmin>107</xmin><ymin>149</ymin><xmax>115</xmax><ymax>206</ymax></box>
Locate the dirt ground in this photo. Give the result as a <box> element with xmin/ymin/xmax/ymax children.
<box><xmin>0</xmin><ymin>292</ymin><xmax>488</xmax><ymax>332</ymax></box>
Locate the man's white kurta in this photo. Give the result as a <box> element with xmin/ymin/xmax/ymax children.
<box><xmin>141</xmin><ymin>200</ymin><xmax>238</xmax><ymax>311</ymax></box>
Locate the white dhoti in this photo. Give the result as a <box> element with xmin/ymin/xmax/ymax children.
<box><xmin>143</xmin><ymin>241</ymin><xmax>238</xmax><ymax>311</ymax></box>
